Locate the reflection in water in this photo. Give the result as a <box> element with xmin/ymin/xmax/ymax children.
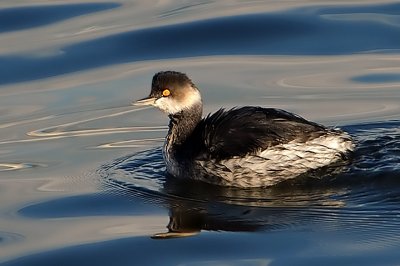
<box><xmin>101</xmin><ymin>120</ymin><xmax>400</xmax><ymax>238</ymax></box>
<box><xmin>152</xmin><ymin>179</ymin><xmax>348</xmax><ymax>239</ymax></box>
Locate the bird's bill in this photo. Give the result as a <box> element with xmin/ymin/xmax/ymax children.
<box><xmin>133</xmin><ymin>96</ymin><xmax>157</xmax><ymax>106</ymax></box>
<box><xmin>151</xmin><ymin>231</ymin><xmax>199</xmax><ymax>239</ymax></box>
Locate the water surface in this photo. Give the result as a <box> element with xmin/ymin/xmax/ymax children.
<box><xmin>0</xmin><ymin>0</ymin><xmax>400</xmax><ymax>265</ymax></box>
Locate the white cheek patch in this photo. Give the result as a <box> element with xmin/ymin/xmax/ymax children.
<box><xmin>154</xmin><ymin>89</ymin><xmax>201</xmax><ymax>115</ymax></box>
<box><xmin>154</xmin><ymin>97</ymin><xmax>181</xmax><ymax>114</ymax></box>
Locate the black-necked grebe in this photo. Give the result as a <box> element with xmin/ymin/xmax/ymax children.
<box><xmin>134</xmin><ymin>71</ymin><xmax>354</xmax><ymax>188</ymax></box>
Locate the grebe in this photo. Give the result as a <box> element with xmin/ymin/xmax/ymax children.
<box><xmin>134</xmin><ymin>71</ymin><xmax>354</xmax><ymax>188</ymax></box>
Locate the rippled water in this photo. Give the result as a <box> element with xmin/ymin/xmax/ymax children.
<box><xmin>1</xmin><ymin>1</ymin><xmax>400</xmax><ymax>265</ymax></box>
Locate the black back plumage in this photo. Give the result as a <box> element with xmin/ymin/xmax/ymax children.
<box><xmin>191</xmin><ymin>107</ymin><xmax>328</xmax><ymax>161</ymax></box>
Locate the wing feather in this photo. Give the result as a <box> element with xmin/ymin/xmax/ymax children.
<box><xmin>197</xmin><ymin>107</ymin><xmax>328</xmax><ymax>161</ymax></box>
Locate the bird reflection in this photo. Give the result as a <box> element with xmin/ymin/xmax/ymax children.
<box><xmin>151</xmin><ymin>175</ymin><xmax>349</xmax><ymax>239</ymax></box>
<box><xmin>101</xmin><ymin>121</ymin><xmax>400</xmax><ymax>239</ymax></box>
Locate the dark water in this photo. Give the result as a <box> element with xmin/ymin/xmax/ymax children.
<box><xmin>1</xmin><ymin>2</ymin><xmax>400</xmax><ymax>85</ymax></box>
<box><xmin>353</xmin><ymin>73</ymin><xmax>400</xmax><ymax>83</ymax></box>
<box><xmin>1</xmin><ymin>1</ymin><xmax>400</xmax><ymax>265</ymax></box>
<box><xmin>100</xmin><ymin>120</ymin><xmax>400</xmax><ymax>236</ymax></box>
<box><xmin>0</xmin><ymin>3</ymin><xmax>119</xmax><ymax>33</ymax></box>
<box><xmin>5</xmin><ymin>121</ymin><xmax>400</xmax><ymax>265</ymax></box>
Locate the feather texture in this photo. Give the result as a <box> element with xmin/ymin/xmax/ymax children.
<box><xmin>141</xmin><ymin>71</ymin><xmax>355</xmax><ymax>187</ymax></box>
<box><xmin>194</xmin><ymin>107</ymin><xmax>328</xmax><ymax>161</ymax></box>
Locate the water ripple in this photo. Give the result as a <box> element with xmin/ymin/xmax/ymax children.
<box><xmin>27</xmin><ymin>107</ymin><xmax>161</xmax><ymax>138</ymax></box>
<box><xmin>99</xmin><ymin>120</ymin><xmax>400</xmax><ymax>237</ymax></box>
<box><xmin>0</xmin><ymin>3</ymin><xmax>120</xmax><ymax>33</ymax></box>
<box><xmin>0</xmin><ymin>162</ymin><xmax>45</xmax><ymax>172</ymax></box>
<box><xmin>0</xmin><ymin>231</ymin><xmax>24</xmax><ymax>245</ymax></box>
<box><xmin>94</xmin><ymin>138</ymin><xmax>164</xmax><ymax>149</ymax></box>
<box><xmin>1</xmin><ymin>2</ymin><xmax>400</xmax><ymax>85</ymax></box>
<box><xmin>0</xmin><ymin>106</ymin><xmax>166</xmax><ymax>147</ymax></box>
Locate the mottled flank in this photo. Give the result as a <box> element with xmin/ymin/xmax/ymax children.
<box><xmin>197</xmin><ymin>131</ymin><xmax>354</xmax><ymax>187</ymax></box>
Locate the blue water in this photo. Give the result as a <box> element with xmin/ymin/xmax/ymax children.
<box><xmin>1</xmin><ymin>1</ymin><xmax>400</xmax><ymax>265</ymax></box>
<box><xmin>1</xmin><ymin>3</ymin><xmax>400</xmax><ymax>85</ymax></box>
<box><xmin>5</xmin><ymin>121</ymin><xmax>400</xmax><ymax>265</ymax></box>
<box><xmin>353</xmin><ymin>73</ymin><xmax>400</xmax><ymax>83</ymax></box>
<box><xmin>0</xmin><ymin>3</ymin><xmax>119</xmax><ymax>33</ymax></box>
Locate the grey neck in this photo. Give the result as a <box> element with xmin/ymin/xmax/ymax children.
<box><xmin>167</xmin><ymin>102</ymin><xmax>203</xmax><ymax>146</ymax></box>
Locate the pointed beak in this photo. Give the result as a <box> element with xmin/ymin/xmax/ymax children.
<box><xmin>151</xmin><ymin>231</ymin><xmax>200</xmax><ymax>239</ymax></box>
<box><xmin>133</xmin><ymin>96</ymin><xmax>157</xmax><ymax>106</ymax></box>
